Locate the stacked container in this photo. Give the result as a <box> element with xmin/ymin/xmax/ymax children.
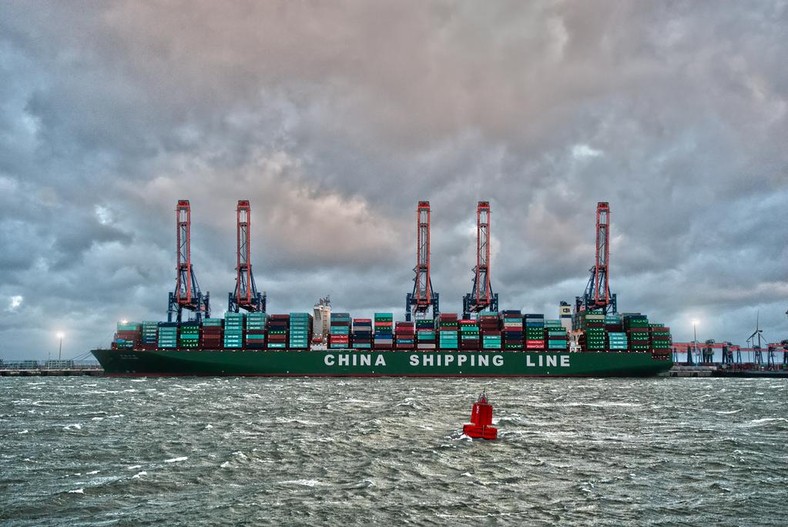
<box><xmin>649</xmin><ymin>324</ymin><xmax>671</xmax><ymax>358</ymax></box>
<box><xmin>436</xmin><ymin>313</ymin><xmax>459</xmax><ymax>350</ymax></box>
<box><xmin>501</xmin><ymin>310</ymin><xmax>524</xmax><ymax>350</ymax></box>
<box><xmin>351</xmin><ymin>318</ymin><xmax>372</xmax><ymax>349</ymax></box>
<box><xmin>605</xmin><ymin>314</ymin><xmax>624</xmax><ymax>332</ymax></box>
<box><xmin>607</xmin><ymin>331</ymin><xmax>629</xmax><ymax>351</ymax></box>
<box><xmin>141</xmin><ymin>321</ymin><xmax>158</xmax><ymax>349</ymax></box>
<box><xmin>202</xmin><ymin>318</ymin><xmax>224</xmax><ymax>349</ymax></box>
<box><xmin>157</xmin><ymin>322</ymin><xmax>178</xmax><ymax>349</ymax></box>
<box><xmin>416</xmin><ymin>319</ymin><xmax>436</xmax><ymax>350</ymax></box>
<box><xmin>623</xmin><ymin>314</ymin><xmax>650</xmax><ymax>352</ymax></box>
<box><xmin>289</xmin><ymin>313</ymin><xmax>312</xmax><ymax>349</ymax></box>
<box><xmin>114</xmin><ymin>321</ymin><xmax>141</xmax><ymax>350</ymax></box>
<box><xmin>329</xmin><ymin>313</ymin><xmax>352</xmax><ymax>349</ymax></box>
<box><xmin>583</xmin><ymin>328</ymin><xmax>606</xmax><ymax>351</ymax></box>
<box><xmin>604</xmin><ymin>314</ymin><xmax>624</xmax><ymax>351</ymax></box>
<box><xmin>374</xmin><ymin>313</ymin><xmax>394</xmax><ymax>350</ymax></box>
<box><xmin>179</xmin><ymin>322</ymin><xmax>200</xmax><ymax>349</ymax></box>
<box><xmin>544</xmin><ymin>319</ymin><xmax>568</xmax><ymax>351</ymax></box>
<box><xmin>245</xmin><ymin>312</ymin><xmax>267</xmax><ymax>349</ymax></box>
<box><xmin>479</xmin><ymin>312</ymin><xmax>501</xmax><ymax>350</ymax></box>
<box><xmin>575</xmin><ymin>311</ymin><xmax>602</xmax><ymax>329</ymax></box>
<box><xmin>577</xmin><ymin>311</ymin><xmax>605</xmax><ymax>351</ymax></box>
<box><xmin>115</xmin><ymin>306</ymin><xmax>672</xmax><ymax>355</ymax></box>
<box><xmin>459</xmin><ymin>319</ymin><xmax>480</xmax><ymax>350</ymax></box>
<box><xmin>112</xmin><ymin>322</ymin><xmax>142</xmax><ymax>350</ymax></box>
<box><xmin>266</xmin><ymin>314</ymin><xmax>289</xmax><ymax>349</ymax></box>
<box><xmin>395</xmin><ymin>321</ymin><xmax>415</xmax><ymax>350</ymax></box>
<box><xmin>524</xmin><ymin>314</ymin><xmax>545</xmax><ymax>350</ymax></box>
<box><xmin>223</xmin><ymin>312</ymin><xmax>244</xmax><ymax>349</ymax></box>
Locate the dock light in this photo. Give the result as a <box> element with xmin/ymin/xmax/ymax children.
<box><xmin>56</xmin><ymin>332</ymin><xmax>64</xmax><ymax>361</ymax></box>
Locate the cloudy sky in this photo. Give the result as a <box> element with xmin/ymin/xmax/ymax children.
<box><xmin>1</xmin><ymin>1</ymin><xmax>787</xmax><ymax>361</ymax></box>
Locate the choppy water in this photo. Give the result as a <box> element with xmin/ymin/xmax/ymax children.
<box><xmin>1</xmin><ymin>377</ymin><xmax>786</xmax><ymax>526</ymax></box>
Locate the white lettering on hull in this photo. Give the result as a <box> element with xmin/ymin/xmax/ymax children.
<box><xmin>407</xmin><ymin>354</ymin><xmax>504</xmax><ymax>368</ymax></box>
<box><xmin>322</xmin><ymin>352</ymin><xmax>571</xmax><ymax>370</ymax></box>
<box><xmin>324</xmin><ymin>354</ymin><xmax>387</xmax><ymax>368</ymax></box>
<box><xmin>525</xmin><ymin>354</ymin><xmax>571</xmax><ymax>369</ymax></box>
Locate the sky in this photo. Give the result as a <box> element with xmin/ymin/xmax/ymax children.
<box><xmin>1</xmin><ymin>1</ymin><xmax>787</xmax><ymax>361</ymax></box>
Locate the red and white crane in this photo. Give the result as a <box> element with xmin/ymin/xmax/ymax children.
<box><xmin>168</xmin><ymin>200</ymin><xmax>210</xmax><ymax>322</ymax></box>
<box><xmin>228</xmin><ymin>200</ymin><xmax>265</xmax><ymax>313</ymax></box>
<box><xmin>406</xmin><ymin>201</ymin><xmax>439</xmax><ymax>321</ymax></box>
<box><xmin>576</xmin><ymin>201</ymin><xmax>617</xmax><ymax>314</ymax></box>
<box><xmin>463</xmin><ymin>201</ymin><xmax>498</xmax><ymax>317</ymax></box>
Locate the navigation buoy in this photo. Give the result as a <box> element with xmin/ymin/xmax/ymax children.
<box><xmin>462</xmin><ymin>391</ymin><xmax>498</xmax><ymax>440</ymax></box>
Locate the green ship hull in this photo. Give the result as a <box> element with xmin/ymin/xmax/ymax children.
<box><xmin>91</xmin><ymin>348</ymin><xmax>672</xmax><ymax>377</ymax></box>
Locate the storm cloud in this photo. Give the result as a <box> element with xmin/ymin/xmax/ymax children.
<box><xmin>1</xmin><ymin>1</ymin><xmax>786</xmax><ymax>360</ymax></box>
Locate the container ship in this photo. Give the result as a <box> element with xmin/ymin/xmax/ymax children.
<box><xmin>94</xmin><ymin>309</ymin><xmax>673</xmax><ymax>377</ymax></box>
<box><xmin>91</xmin><ymin>200</ymin><xmax>673</xmax><ymax>377</ymax></box>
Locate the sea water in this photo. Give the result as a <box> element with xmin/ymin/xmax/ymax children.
<box><xmin>1</xmin><ymin>377</ymin><xmax>786</xmax><ymax>526</ymax></box>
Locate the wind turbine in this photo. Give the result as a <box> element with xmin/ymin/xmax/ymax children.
<box><xmin>746</xmin><ymin>311</ymin><xmax>766</xmax><ymax>365</ymax></box>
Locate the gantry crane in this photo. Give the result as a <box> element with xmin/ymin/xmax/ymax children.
<box><xmin>463</xmin><ymin>201</ymin><xmax>498</xmax><ymax>317</ymax></box>
<box><xmin>228</xmin><ymin>200</ymin><xmax>266</xmax><ymax>313</ymax></box>
<box><xmin>702</xmin><ymin>339</ymin><xmax>715</xmax><ymax>363</ymax></box>
<box><xmin>406</xmin><ymin>201</ymin><xmax>439</xmax><ymax>321</ymax></box>
<box><xmin>785</xmin><ymin>310</ymin><xmax>788</xmax><ymax>366</ymax></box>
<box><xmin>782</xmin><ymin>339</ymin><xmax>788</xmax><ymax>366</ymax></box>
<box><xmin>721</xmin><ymin>342</ymin><xmax>736</xmax><ymax>365</ymax></box>
<box><xmin>167</xmin><ymin>200</ymin><xmax>210</xmax><ymax>323</ymax></box>
<box><xmin>576</xmin><ymin>202</ymin><xmax>617</xmax><ymax>314</ymax></box>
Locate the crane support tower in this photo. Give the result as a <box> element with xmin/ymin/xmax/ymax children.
<box><xmin>576</xmin><ymin>201</ymin><xmax>617</xmax><ymax>315</ymax></box>
<box><xmin>228</xmin><ymin>200</ymin><xmax>266</xmax><ymax>313</ymax></box>
<box><xmin>783</xmin><ymin>340</ymin><xmax>788</xmax><ymax>366</ymax></box>
<box><xmin>168</xmin><ymin>200</ymin><xmax>210</xmax><ymax>323</ymax></box>
<box><xmin>406</xmin><ymin>201</ymin><xmax>439</xmax><ymax>321</ymax></box>
<box><xmin>463</xmin><ymin>201</ymin><xmax>498</xmax><ymax>317</ymax></box>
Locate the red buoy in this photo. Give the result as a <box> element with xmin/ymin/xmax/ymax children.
<box><xmin>462</xmin><ymin>391</ymin><xmax>498</xmax><ymax>440</ymax></box>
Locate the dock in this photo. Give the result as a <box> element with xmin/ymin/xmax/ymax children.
<box><xmin>0</xmin><ymin>361</ymin><xmax>104</xmax><ymax>377</ymax></box>
<box><xmin>665</xmin><ymin>364</ymin><xmax>788</xmax><ymax>378</ymax></box>
<box><xmin>664</xmin><ymin>365</ymin><xmax>717</xmax><ymax>377</ymax></box>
